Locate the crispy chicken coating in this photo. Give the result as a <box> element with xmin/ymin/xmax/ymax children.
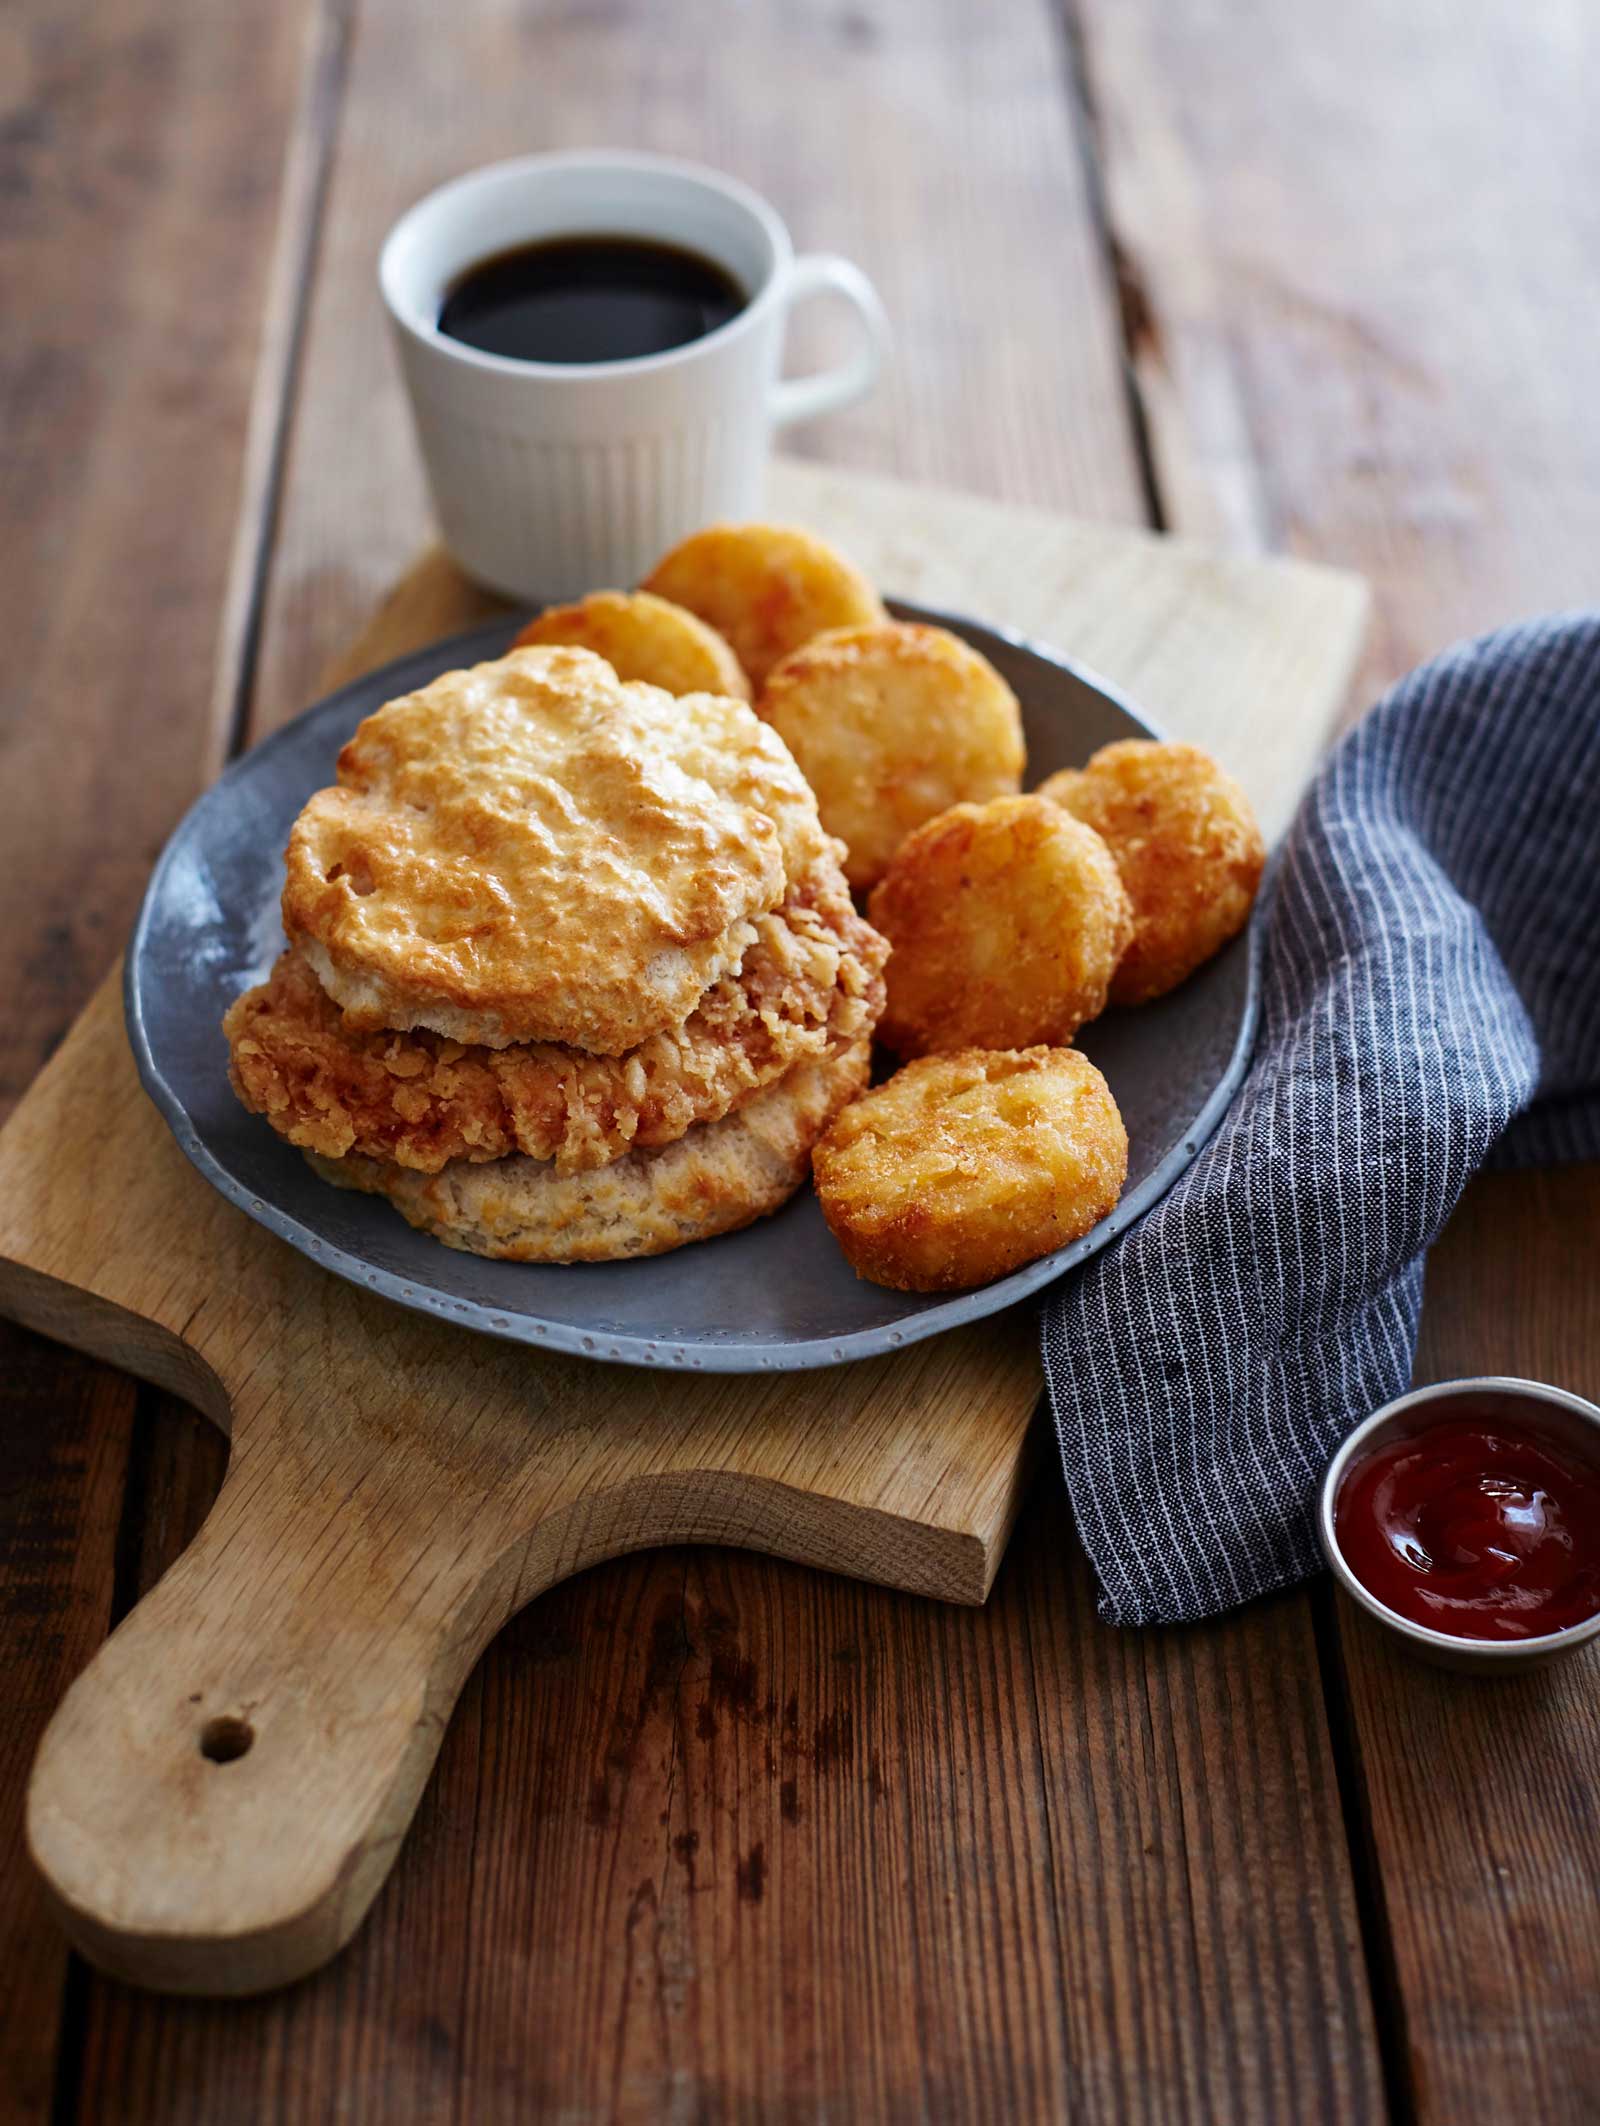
<box><xmin>312</xmin><ymin>1041</ymin><xmax>871</xmax><ymax>1264</ymax></box>
<box><xmin>229</xmin><ymin>858</ymin><xmax>887</xmax><ymax>1175</ymax></box>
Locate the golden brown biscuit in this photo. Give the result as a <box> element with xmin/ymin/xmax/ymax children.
<box><xmin>813</xmin><ymin>1047</ymin><xmax>1128</xmax><ymax>1292</ymax></box>
<box><xmin>311</xmin><ymin>1040</ymin><xmax>871</xmax><ymax>1263</ymax></box>
<box><xmin>282</xmin><ymin>645</ymin><xmax>826</xmax><ymax>1054</ymax></box>
<box><xmin>868</xmin><ymin>795</ymin><xmax>1132</xmax><ymax>1056</ymax></box>
<box><xmin>758</xmin><ymin>623</ymin><xmax>1025</xmax><ymax>891</ymax></box>
<box><xmin>641</xmin><ymin>523</ymin><xmax>885</xmax><ymax>690</ymax></box>
<box><xmin>1037</xmin><ymin>741</ymin><xmax>1265</xmax><ymax>1005</ymax></box>
<box><xmin>227</xmin><ymin>854</ymin><xmax>887</xmax><ymax>1174</ymax></box>
<box><xmin>512</xmin><ymin>590</ymin><xmax>751</xmax><ymax>700</ymax></box>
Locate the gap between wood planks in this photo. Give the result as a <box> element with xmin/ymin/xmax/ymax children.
<box><xmin>212</xmin><ymin>0</ymin><xmax>356</xmax><ymax>773</ymax></box>
<box><xmin>1051</xmin><ymin>0</ymin><xmax>1168</xmax><ymax>538</ymax></box>
<box><xmin>84</xmin><ymin>0</ymin><xmax>356</xmax><ymax>1670</ymax></box>
<box><xmin>41</xmin><ymin>0</ymin><xmax>358</xmax><ymax>2104</ymax></box>
<box><xmin>1050</xmin><ymin>1</ymin><xmax>1415</xmax><ymax>2114</ymax></box>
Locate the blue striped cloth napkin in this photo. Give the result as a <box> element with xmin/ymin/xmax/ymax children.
<box><xmin>1042</xmin><ymin>615</ymin><xmax>1600</xmax><ymax>1626</ymax></box>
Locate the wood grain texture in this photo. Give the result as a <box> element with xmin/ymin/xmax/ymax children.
<box><xmin>1068</xmin><ymin>2</ymin><xmax>1600</xmax><ymax>2114</ymax></box>
<box><xmin>1024</xmin><ymin>1550</ymin><xmax>1377</xmax><ymax>2120</ymax></box>
<box><xmin>1069</xmin><ymin>0</ymin><xmax>1600</xmax><ymax>692</ymax></box>
<box><xmin>4</xmin><ymin>982</ymin><xmax>1042</xmax><ymax>1995</ymax></box>
<box><xmin>59</xmin><ymin>1498</ymin><xmax>1381</xmax><ymax>2125</ymax></box>
<box><xmin>248</xmin><ymin>0</ymin><xmax>1147</xmax><ymax>737</ymax></box>
<box><xmin>0</xmin><ymin>0</ymin><xmax>321</xmax><ymax>2109</ymax></box>
<box><xmin>0</xmin><ymin>1337</ymin><xmax>135</xmax><ymax>2124</ymax></box>
<box><xmin>0</xmin><ymin>0</ymin><xmax>316</xmax><ymax>1100</ymax></box>
<box><xmin>1328</xmin><ymin>1163</ymin><xmax>1600</xmax><ymax>2123</ymax></box>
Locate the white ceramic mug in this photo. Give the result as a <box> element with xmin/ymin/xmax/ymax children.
<box><xmin>379</xmin><ymin>151</ymin><xmax>889</xmax><ymax>600</ymax></box>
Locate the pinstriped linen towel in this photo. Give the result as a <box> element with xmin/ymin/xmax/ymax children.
<box><xmin>1042</xmin><ymin>615</ymin><xmax>1600</xmax><ymax>1627</ymax></box>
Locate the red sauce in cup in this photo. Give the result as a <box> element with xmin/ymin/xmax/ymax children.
<box><xmin>1334</xmin><ymin>1416</ymin><xmax>1600</xmax><ymax>1641</ymax></box>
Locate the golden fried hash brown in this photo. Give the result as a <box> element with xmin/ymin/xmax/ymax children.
<box><xmin>512</xmin><ymin>590</ymin><xmax>751</xmax><ymax>700</ymax></box>
<box><xmin>758</xmin><ymin>623</ymin><xmax>1025</xmax><ymax>891</ymax></box>
<box><xmin>228</xmin><ymin>856</ymin><xmax>887</xmax><ymax>1175</ymax></box>
<box><xmin>813</xmin><ymin>1047</ymin><xmax>1128</xmax><ymax>1292</ymax></box>
<box><xmin>641</xmin><ymin>522</ymin><xmax>885</xmax><ymax>690</ymax></box>
<box><xmin>311</xmin><ymin>1040</ymin><xmax>871</xmax><ymax>1264</ymax></box>
<box><xmin>1037</xmin><ymin>740</ymin><xmax>1265</xmax><ymax>1005</ymax></box>
<box><xmin>868</xmin><ymin>795</ymin><xmax>1132</xmax><ymax>1056</ymax></box>
<box><xmin>281</xmin><ymin>645</ymin><xmax>826</xmax><ymax>1054</ymax></box>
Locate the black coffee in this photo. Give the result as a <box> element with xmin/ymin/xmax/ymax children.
<box><xmin>437</xmin><ymin>234</ymin><xmax>747</xmax><ymax>365</ymax></box>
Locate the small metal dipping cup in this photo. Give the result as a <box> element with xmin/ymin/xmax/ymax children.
<box><xmin>1319</xmin><ymin>1376</ymin><xmax>1600</xmax><ymax>1674</ymax></box>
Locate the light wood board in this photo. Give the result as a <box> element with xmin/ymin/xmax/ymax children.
<box><xmin>0</xmin><ymin>465</ymin><xmax>1366</xmax><ymax>1997</ymax></box>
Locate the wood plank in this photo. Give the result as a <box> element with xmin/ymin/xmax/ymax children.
<box><xmin>1330</xmin><ymin>1163</ymin><xmax>1600</xmax><ymax>2122</ymax></box>
<box><xmin>0</xmin><ymin>1335</ymin><xmax>135</xmax><ymax>2126</ymax></box>
<box><xmin>68</xmin><ymin>1517</ymin><xmax>1069</xmax><ymax>2121</ymax></box>
<box><xmin>1069</xmin><ymin>0</ymin><xmax>1600</xmax><ymax>693</ymax></box>
<box><xmin>0</xmin><ymin>0</ymin><xmax>325</xmax><ymax>2111</ymax></box>
<box><xmin>1070</xmin><ymin>0</ymin><xmax>1600</xmax><ymax>2113</ymax></box>
<box><xmin>66</xmin><ymin>1491</ymin><xmax>1383</xmax><ymax>2124</ymax></box>
<box><xmin>0</xmin><ymin>0</ymin><xmax>323</xmax><ymax>1101</ymax></box>
<box><xmin>248</xmin><ymin>0</ymin><xmax>1147</xmax><ymax>736</ymax></box>
<box><xmin>1023</xmin><ymin>1547</ymin><xmax>1379</xmax><ymax>2119</ymax></box>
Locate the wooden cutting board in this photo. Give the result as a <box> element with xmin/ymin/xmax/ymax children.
<box><xmin>0</xmin><ymin>462</ymin><xmax>1367</xmax><ymax>1998</ymax></box>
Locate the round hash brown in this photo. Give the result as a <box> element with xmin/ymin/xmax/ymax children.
<box><xmin>226</xmin><ymin>854</ymin><xmax>887</xmax><ymax>1175</ymax></box>
<box><xmin>281</xmin><ymin>645</ymin><xmax>826</xmax><ymax>1054</ymax></box>
<box><xmin>758</xmin><ymin>623</ymin><xmax>1025</xmax><ymax>891</ymax></box>
<box><xmin>868</xmin><ymin>795</ymin><xmax>1132</xmax><ymax>1056</ymax></box>
<box><xmin>309</xmin><ymin>1039</ymin><xmax>871</xmax><ymax>1264</ymax></box>
<box><xmin>641</xmin><ymin>522</ymin><xmax>885</xmax><ymax>690</ymax></box>
<box><xmin>813</xmin><ymin>1047</ymin><xmax>1128</xmax><ymax>1293</ymax></box>
<box><xmin>512</xmin><ymin>590</ymin><xmax>751</xmax><ymax>700</ymax></box>
<box><xmin>1037</xmin><ymin>740</ymin><xmax>1265</xmax><ymax>1005</ymax></box>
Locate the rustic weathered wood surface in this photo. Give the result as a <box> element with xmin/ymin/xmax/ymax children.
<box><xmin>3</xmin><ymin>0</ymin><xmax>1596</xmax><ymax>2118</ymax></box>
<box><xmin>2</xmin><ymin>469</ymin><xmax>1363</xmax><ymax>2001</ymax></box>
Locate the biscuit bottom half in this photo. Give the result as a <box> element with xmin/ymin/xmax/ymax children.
<box><xmin>306</xmin><ymin>1039</ymin><xmax>870</xmax><ymax>1264</ymax></box>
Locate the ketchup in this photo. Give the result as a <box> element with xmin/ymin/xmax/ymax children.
<box><xmin>1334</xmin><ymin>1416</ymin><xmax>1600</xmax><ymax>1641</ymax></box>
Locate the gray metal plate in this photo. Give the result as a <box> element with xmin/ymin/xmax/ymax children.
<box><xmin>126</xmin><ymin>603</ymin><xmax>1257</xmax><ymax>1372</ymax></box>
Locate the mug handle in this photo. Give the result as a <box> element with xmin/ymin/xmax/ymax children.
<box><xmin>768</xmin><ymin>254</ymin><xmax>889</xmax><ymax>429</ymax></box>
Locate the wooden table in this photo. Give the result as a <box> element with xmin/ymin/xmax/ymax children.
<box><xmin>4</xmin><ymin>2</ymin><xmax>1597</xmax><ymax>2118</ymax></box>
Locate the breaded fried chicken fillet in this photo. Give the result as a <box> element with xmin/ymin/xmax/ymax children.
<box><xmin>226</xmin><ymin>855</ymin><xmax>887</xmax><ymax>1177</ymax></box>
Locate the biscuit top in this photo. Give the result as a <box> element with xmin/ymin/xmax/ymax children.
<box><xmin>282</xmin><ymin>646</ymin><xmax>825</xmax><ymax>1054</ymax></box>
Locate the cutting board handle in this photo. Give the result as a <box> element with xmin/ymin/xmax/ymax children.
<box><xmin>25</xmin><ymin>1418</ymin><xmax>518</xmax><ymax>1997</ymax></box>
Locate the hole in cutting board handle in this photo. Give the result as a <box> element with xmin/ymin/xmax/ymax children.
<box><xmin>198</xmin><ymin>1715</ymin><xmax>254</xmax><ymax>1764</ymax></box>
